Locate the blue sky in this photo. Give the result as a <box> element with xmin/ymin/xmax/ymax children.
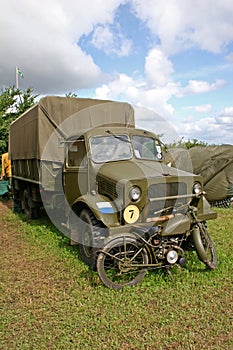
<box><xmin>1</xmin><ymin>0</ymin><xmax>233</xmax><ymax>145</ymax></box>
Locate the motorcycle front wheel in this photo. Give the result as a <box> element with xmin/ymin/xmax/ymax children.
<box><xmin>97</xmin><ymin>236</ymin><xmax>148</xmax><ymax>290</ymax></box>
<box><xmin>192</xmin><ymin>222</ymin><xmax>217</xmax><ymax>270</ymax></box>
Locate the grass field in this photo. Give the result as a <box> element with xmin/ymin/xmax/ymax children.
<box><xmin>0</xmin><ymin>204</ymin><xmax>232</xmax><ymax>350</ymax></box>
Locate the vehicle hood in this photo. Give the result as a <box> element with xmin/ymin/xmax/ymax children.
<box><xmin>96</xmin><ymin>160</ymin><xmax>198</xmax><ymax>183</ymax></box>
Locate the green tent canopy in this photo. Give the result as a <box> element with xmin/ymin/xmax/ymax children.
<box><xmin>165</xmin><ymin>145</ymin><xmax>233</xmax><ymax>202</ymax></box>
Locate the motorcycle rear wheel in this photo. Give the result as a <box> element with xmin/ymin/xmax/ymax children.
<box><xmin>97</xmin><ymin>236</ymin><xmax>148</xmax><ymax>290</ymax></box>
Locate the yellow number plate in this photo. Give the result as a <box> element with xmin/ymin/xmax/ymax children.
<box><xmin>123</xmin><ymin>205</ymin><xmax>140</xmax><ymax>224</ymax></box>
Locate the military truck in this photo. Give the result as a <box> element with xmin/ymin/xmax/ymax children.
<box><xmin>9</xmin><ymin>96</ymin><xmax>217</xmax><ymax>276</ymax></box>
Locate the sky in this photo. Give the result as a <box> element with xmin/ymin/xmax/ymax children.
<box><xmin>1</xmin><ymin>0</ymin><xmax>233</xmax><ymax>145</ymax></box>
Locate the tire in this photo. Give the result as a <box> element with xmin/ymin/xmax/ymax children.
<box><xmin>78</xmin><ymin>209</ymin><xmax>100</xmax><ymax>270</ymax></box>
<box><xmin>22</xmin><ymin>189</ymin><xmax>39</xmax><ymax>219</ymax></box>
<box><xmin>192</xmin><ymin>223</ymin><xmax>217</xmax><ymax>270</ymax></box>
<box><xmin>97</xmin><ymin>236</ymin><xmax>148</xmax><ymax>290</ymax></box>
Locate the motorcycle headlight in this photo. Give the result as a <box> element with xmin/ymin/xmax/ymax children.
<box><xmin>129</xmin><ymin>186</ymin><xmax>141</xmax><ymax>202</ymax></box>
<box><xmin>193</xmin><ymin>182</ymin><xmax>202</xmax><ymax>194</ymax></box>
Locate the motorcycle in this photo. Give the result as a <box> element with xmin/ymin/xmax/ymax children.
<box><xmin>96</xmin><ymin>204</ymin><xmax>217</xmax><ymax>290</ymax></box>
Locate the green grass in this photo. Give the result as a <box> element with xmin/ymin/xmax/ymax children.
<box><xmin>0</xmin><ymin>206</ymin><xmax>232</xmax><ymax>350</ymax></box>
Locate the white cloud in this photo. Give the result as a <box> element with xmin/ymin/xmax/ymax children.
<box><xmin>134</xmin><ymin>106</ymin><xmax>180</xmax><ymax>143</ymax></box>
<box><xmin>0</xmin><ymin>0</ymin><xmax>123</xmax><ymax>93</ymax></box>
<box><xmin>215</xmin><ymin>107</ymin><xmax>233</xmax><ymax>130</ymax></box>
<box><xmin>177</xmin><ymin>108</ymin><xmax>233</xmax><ymax>144</ymax></box>
<box><xmin>95</xmin><ymin>46</ymin><xmax>179</xmax><ymax>117</ymax></box>
<box><xmin>195</xmin><ymin>104</ymin><xmax>213</xmax><ymax>113</ymax></box>
<box><xmin>0</xmin><ymin>0</ymin><xmax>232</xmax><ymax>145</ymax></box>
<box><xmin>1</xmin><ymin>0</ymin><xmax>231</xmax><ymax>96</ymax></box>
<box><xmin>95</xmin><ymin>79</ymin><xmax>181</xmax><ymax>142</ymax></box>
<box><xmin>94</xmin><ymin>66</ymin><xmax>231</xmax><ymax>144</ymax></box>
<box><xmin>176</xmin><ymin>117</ymin><xmax>215</xmax><ymax>143</ymax></box>
<box><xmin>225</xmin><ymin>52</ymin><xmax>233</xmax><ymax>62</ymax></box>
<box><xmin>180</xmin><ymin>79</ymin><xmax>226</xmax><ymax>96</ymax></box>
<box><xmin>182</xmin><ymin>104</ymin><xmax>213</xmax><ymax>113</ymax></box>
<box><xmin>130</xmin><ymin>0</ymin><xmax>233</xmax><ymax>54</ymax></box>
<box><xmin>221</xmin><ymin>106</ymin><xmax>233</xmax><ymax>115</ymax></box>
<box><xmin>94</xmin><ymin>49</ymin><xmax>223</xmax><ymax>119</ymax></box>
<box><xmin>91</xmin><ymin>25</ymin><xmax>132</xmax><ymax>56</ymax></box>
<box><xmin>91</xmin><ymin>26</ymin><xmax>114</xmax><ymax>50</ymax></box>
<box><xmin>145</xmin><ymin>48</ymin><xmax>174</xmax><ymax>87</ymax></box>
<box><xmin>95</xmin><ymin>72</ymin><xmax>176</xmax><ymax>117</ymax></box>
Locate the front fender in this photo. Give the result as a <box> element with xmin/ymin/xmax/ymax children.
<box><xmin>101</xmin><ymin>232</ymin><xmax>138</xmax><ymax>247</ymax></box>
<box><xmin>192</xmin><ymin>225</ymin><xmax>208</xmax><ymax>263</ymax></box>
<box><xmin>72</xmin><ymin>193</ymin><xmax>120</xmax><ymax>227</ymax></box>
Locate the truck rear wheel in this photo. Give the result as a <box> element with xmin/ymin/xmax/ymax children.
<box><xmin>78</xmin><ymin>209</ymin><xmax>100</xmax><ymax>270</ymax></box>
<box><xmin>22</xmin><ymin>189</ymin><xmax>39</xmax><ymax>219</ymax></box>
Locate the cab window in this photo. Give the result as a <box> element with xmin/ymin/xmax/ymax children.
<box><xmin>68</xmin><ymin>139</ymin><xmax>86</xmax><ymax>167</ymax></box>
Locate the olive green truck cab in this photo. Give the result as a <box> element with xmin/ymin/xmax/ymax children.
<box><xmin>9</xmin><ymin>96</ymin><xmax>216</xmax><ymax>270</ymax></box>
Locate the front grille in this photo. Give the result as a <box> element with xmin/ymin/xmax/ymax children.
<box><xmin>148</xmin><ymin>182</ymin><xmax>187</xmax><ymax>214</ymax></box>
<box><xmin>149</xmin><ymin>182</ymin><xmax>187</xmax><ymax>198</ymax></box>
<box><xmin>97</xmin><ymin>176</ymin><xmax>120</xmax><ymax>200</ymax></box>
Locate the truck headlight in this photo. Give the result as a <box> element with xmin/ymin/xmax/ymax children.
<box><xmin>129</xmin><ymin>186</ymin><xmax>141</xmax><ymax>202</ymax></box>
<box><xmin>193</xmin><ymin>182</ymin><xmax>202</xmax><ymax>195</ymax></box>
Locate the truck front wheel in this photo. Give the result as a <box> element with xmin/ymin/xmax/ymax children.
<box><xmin>78</xmin><ymin>209</ymin><xmax>100</xmax><ymax>270</ymax></box>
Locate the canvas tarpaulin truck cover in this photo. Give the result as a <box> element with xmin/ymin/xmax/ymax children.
<box><xmin>165</xmin><ymin>145</ymin><xmax>233</xmax><ymax>202</ymax></box>
<box><xmin>189</xmin><ymin>145</ymin><xmax>233</xmax><ymax>201</ymax></box>
<box><xmin>9</xmin><ymin>96</ymin><xmax>135</xmax><ymax>162</ymax></box>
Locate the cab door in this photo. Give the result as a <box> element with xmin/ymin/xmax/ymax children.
<box><xmin>63</xmin><ymin>138</ymin><xmax>88</xmax><ymax>206</ymax></box>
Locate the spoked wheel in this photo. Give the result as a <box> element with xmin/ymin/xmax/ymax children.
<box><xmin>97</xmin><ymin>236</ymin><xmax>148</xmax><ymax>290</ymax></box>
<box><xmin>192</xmin><ymin>222</ymin><xmax>217</xmax><ymax>270</ymax></box>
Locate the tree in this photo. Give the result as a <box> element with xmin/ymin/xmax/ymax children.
<box><xmin>0</xmin><ymin>86</ymin><xmax>38</xmax><ymax>155</ymax></box>
<box><xmin>168</xmin><ymin>137</ymin><xmax>208</xmax><ymax>149</ymax></box>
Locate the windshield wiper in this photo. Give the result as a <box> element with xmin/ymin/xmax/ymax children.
<box><xmin>105</xmin><ymin>130</ymin><xmax>131</xmax><ymax>143</ymax></box>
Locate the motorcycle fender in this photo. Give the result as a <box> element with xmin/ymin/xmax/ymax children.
<box><xmin>102</xmin><ymin>232</ymin><xmax>138</xmax><ymax>247</ymax></box>
<box><xmin>192</xmin><ymin>226</ymin><xmax>208</xmax><ymax>263</ymax></box>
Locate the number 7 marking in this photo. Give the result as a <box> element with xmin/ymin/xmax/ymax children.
<box><xmin>123</xmin><ymin>205</ymin><xmax>139</xmax><ymax>224</ymax></box>
<box><xmin>129</xmin><ymin>209</ymin><xmax>134</xmax><ymax>219</ymax></box>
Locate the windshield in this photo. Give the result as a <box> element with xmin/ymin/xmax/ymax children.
<box><xmin>132</xmin><ymin>135</ymin><xmax>163</xmax><ymax>160</ymax></box>
<box><xmin>90</xmin><ymin>135</ymin><xmax>132</xmax><ymax>163</ymax></box>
